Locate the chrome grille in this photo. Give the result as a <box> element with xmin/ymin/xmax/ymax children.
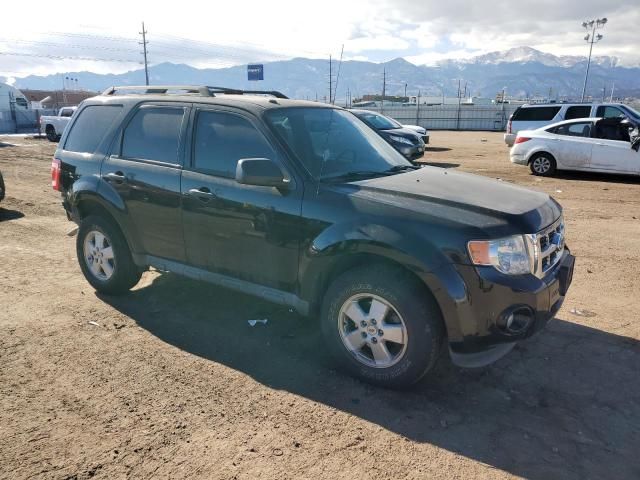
<box><xmin>526</xmin><ymin>217</ymin><xmax>565</xmax><ymax>278</ymax></box>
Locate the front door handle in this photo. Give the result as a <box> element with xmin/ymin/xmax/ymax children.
<box><xmin>187</xmin><ymin>187</ymin><xmax>216</xmax><ymax>201</ymax></box>
<box><xmin>104</xmin><ymin>171</ymin><xmax>126</xmax><ymax>183</ymax></box>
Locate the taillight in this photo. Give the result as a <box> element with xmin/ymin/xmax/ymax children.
<box><xmin>514</xmin><ymin>136</ymin><xmax>531</xmax><ymax>144</ymax></box>
<box><xmin>507</xmin><ymin>118</ymin><xmax>512</xmax><ymax>134</ymax></box>
<box><xmin>51</xmin><ymin>158</ymin><xmax>62</xmax><ymax>191</ymax></box>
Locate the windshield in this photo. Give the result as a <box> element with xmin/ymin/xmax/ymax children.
<box><xmin>265</xmin><ymin>107</ymin><xmax>411</xmax><ymax>180</ymax></box>
<box><xmin>621</xmin><ymin>105</ymin><xmax>640</xmax><ymax>121</ymax></box>
<box><xmin>354</xmin><ymin>111</ymin><xmax>402</xmax><ymax>130</ymax></box>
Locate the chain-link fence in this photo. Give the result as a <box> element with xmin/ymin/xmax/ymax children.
<box><xmin>356</xmin><ymin>104</ymin><xmax>521</xmax><ymax>131</ymax></box>
<box><xmin>0</xmin><ymin>108</ymin><xmax>56</xmax><ymax>134</ymax></box>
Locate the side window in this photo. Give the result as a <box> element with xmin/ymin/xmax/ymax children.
<box><xmin>554</xmin><ymin>122</ymin><xmax>592</xmax><ymax>138</ymax></box>
<box><xmin>596</xmin><ymin>106</ymin><xmax>624</xmax><ymax>119</ymax></box>
<box><xmin>512</xmin><ymin>106</ymin><xmax>561</xmax><ymax>121</ymax></box>
<box><xmin>564</xmin><ymin>106</ymin><xmax>591</xmax><ymax>120</ymax></box>
<box><xmin>193</xmin><ymin>111</ymin><xmax>276</xmax><ymax>178</ymax></box>
<box><xmin>121</xmin><ymin>107</ymin><xmax>185</xmax><ymax>164</ymax></box>
<box><xmin>64</xmin><ymin>105</ymin><xmax>122</xmax><ymax>153</ymax></box>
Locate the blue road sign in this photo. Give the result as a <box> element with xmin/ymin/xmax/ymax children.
<box><xmin>247</xmin><ymin>64</ymin><xmax>264</xmax><ymax>81</ymax></box>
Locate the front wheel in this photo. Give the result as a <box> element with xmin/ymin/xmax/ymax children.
<box><xmin>529</xmin><ymin>153</ymin><xmax>556</xmax><ymax>176</ymax></box>
<box><xmin>76</xmin><ymin>215</ymin><xmax>141</xmax><ymax>295</ymax></box>
<box><xmin>321</xmin><ymin>265</ymin><xmax>444</xmax><ymax>388</ymax></box>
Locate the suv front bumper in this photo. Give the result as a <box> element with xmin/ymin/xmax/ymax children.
<box><xmin>446</xmin><ymin>249</ymin><xmax>575</xmax><ymax>368</ymax></box>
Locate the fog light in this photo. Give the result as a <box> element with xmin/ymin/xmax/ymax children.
<box><xmin>498</xmin><ymin>307</ymin><xmax>534</xmax><ymax>334</ymax></box>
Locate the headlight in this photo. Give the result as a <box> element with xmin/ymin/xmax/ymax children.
<box><xmin>388</xmin><ymin>135</ymin><xmax>413</xmax><ymax>145</ymax></box>
<box><xmin>468</xmin><ymin>235</ymin><xmax>533</xmax><ymax>275</ymax></box>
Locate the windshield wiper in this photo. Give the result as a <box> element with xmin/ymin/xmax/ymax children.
<box><xmin>385</xmin><ymin>165</ymin><xmax>421</xmax><ymax>173</ymax></box>
<box><xmin>321</xmin><ymin>170</ymin><xmax>391</xmax><ymax>182</ymax></box>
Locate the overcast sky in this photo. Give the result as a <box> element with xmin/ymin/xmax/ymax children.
<box><xmin>1</xmin><ymin>0</ymin><xmax>638</xmax><ymax>80</ymax></box>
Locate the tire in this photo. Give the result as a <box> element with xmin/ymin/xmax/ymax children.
<box><xmin>529</xmin><ymin>153</ymin><xmax>556</xmax><ymax>176</ymax></box>
<box><xmin>45</xmin><ymin>126</ymin><xmax>58</xmax><ymax>142</ymax></box>
<box><xmin>76</xmin><ymin>214</ymin><xmax>141</xmax><ymax>295</ymax></box>
<box><xmin>321</xmin><ymin>264</ymin><xmax>444</xmax><ymax>388</ymax></box>
<box><xmin>0</xmin><ymin>171</ymin><xmax>5</xmax><ymax>202</ymax></box>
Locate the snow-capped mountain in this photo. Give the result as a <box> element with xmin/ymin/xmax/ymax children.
<box><xmin>460</xmin><ymin>46</ymin><xmax>620</xmax><ymax>68</ymax></box>
<box><xmin>6</xmin><ymin>47</ymin><xmax>640</xmax><ymax>100</ymax></box>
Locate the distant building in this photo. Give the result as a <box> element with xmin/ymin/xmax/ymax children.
<box><xmin>0</xmin><ymin>83</ymin><xmax>29</xmax><ymax>110</ymax></box>
<box><xmin>21</xmin><ymin>89</ymin><xmax>98</xmax><ymax>109</ymax></box>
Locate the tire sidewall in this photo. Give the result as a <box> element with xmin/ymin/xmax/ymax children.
<box><xmin>76</xmin><ymin>215</ymin><xmax>139</xmax><ymax>294</ymax></box>
<box><xmin>321</xmin><ymin>268</ymin><xmax>442</xmax><ymax>388</ymax></box>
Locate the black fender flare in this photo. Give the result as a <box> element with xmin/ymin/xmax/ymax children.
<box><xmin>69</xmin><ymin>175</ymin><xmax>143</xmax><ymax>254</ymax></box>
<box><xmin>299</xmin><ymin>220</ymin><xmax>469</xmax><ymax>342</ymax></box>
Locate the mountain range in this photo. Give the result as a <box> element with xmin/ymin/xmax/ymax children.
<box><xmin>6</xmin><ymin>47</ymin><xmax>639</xmax><ymax>100</ymax></box>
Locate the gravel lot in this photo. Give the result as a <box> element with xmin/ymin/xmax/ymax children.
<box><xmin>1</xmin><ymin>131</ymin><xmax>639</xmax><ymax>480</ymax></box>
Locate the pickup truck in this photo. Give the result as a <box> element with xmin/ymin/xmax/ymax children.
<box><xmin>40</xmin><ymin>106</ymin><xmax>77</xmax><ymax>142</ymax></box>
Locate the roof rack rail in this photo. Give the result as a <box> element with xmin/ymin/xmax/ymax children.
<box><xmin>101</xmin><ymin>85</ymin><xmax>288</xmax><ymax>99</ymax></box>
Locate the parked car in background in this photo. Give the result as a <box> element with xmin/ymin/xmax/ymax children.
<box><xmin>52</xmin><ymin>85</ymin><xmax>574</xmax><ymax>388</ymax></box>
<box><xmin>40</xmin><ymin>106</ymin><xmax>77</xmax><ymax>142</ymax></box>
<box><xmin>510</xmin><ymin>117</ymin><xmax>640</xmax><ymax>176</ymax></box>
<box><xmin>504</xmin><ymin>102</ymin><xmax>640</xmax><ymax>147</ymax></box>
<box><xmin>401</xmin><ymin>124</ymin><xmax>429</xmax><ymax>144</ymax></box>
<box><xmin>0</xmin><ymin>170</ymin><xmax>4</xmax><ymax>202</ymax></box>
<box><xmin>350</xmin><ymin>109</ymin><xmax>425</xmax><ymax>160</ymax></box>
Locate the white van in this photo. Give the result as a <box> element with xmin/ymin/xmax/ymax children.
<box><xmin>504</xmin><ymin>103</ymin><xmax>640</xmax><ymax>146</ymax></box>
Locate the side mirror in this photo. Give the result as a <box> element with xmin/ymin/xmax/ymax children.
<box><xmin>235</xmin><ymin>158</ymin><xmax>290</xmax><ymax>189</ymax></box>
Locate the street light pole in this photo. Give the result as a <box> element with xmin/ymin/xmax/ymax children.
<box><xmin>580</xmin><ymin>18</ymin><xmax>607</xmax><ymax>102</ymax></box>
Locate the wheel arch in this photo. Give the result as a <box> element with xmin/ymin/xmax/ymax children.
<box><xmin>527</xmin><ymin>149</ymin><xmax>557</xmax><ymax>165</ymax></box>
<box><xmin>73</xmin><ymin>193</ymin><xmax>141</xmax><ymax>257</ymax></box>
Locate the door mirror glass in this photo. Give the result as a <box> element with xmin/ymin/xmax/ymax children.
<box><xmin>236</xmin><ymin>158</ymin><xmax>289</xmax><ymax>188</ymax></box>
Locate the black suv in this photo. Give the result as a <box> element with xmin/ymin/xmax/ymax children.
<box><xmin>52</xmin><ymin>85</ymin><xmax>575</xmax><ymax>388</ymax></box>
<box><xmin>351</xmin><ymin>109</ymin><xmax>425</xmax><ymax>160</ymax></box>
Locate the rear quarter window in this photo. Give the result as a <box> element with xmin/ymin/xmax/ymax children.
<box><xmin>64</xmin><ymin>105</ymin><xmax>122</xmax><ymax>153</ymax></box>
<box><xmin>512</xmin><ymin>106</ymin><xmax>562</xmax><ymax>121</ymax></box>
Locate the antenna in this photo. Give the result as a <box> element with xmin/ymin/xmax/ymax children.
<box><xmin>328</xmin><ymin>55</ymin><xmax>332</xmax><ymax>104</ymax></box>
<box><xmin>333</xmin><ymin>44</ymin><xmax>344</xmax><ymax>105</ymax></box>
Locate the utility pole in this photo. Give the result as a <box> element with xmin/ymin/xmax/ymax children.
<box><xmin>328</xmin><ymin>55</ymin><xmax>332</xmax><ymax>104</ymax></box>
<box><xmin>404</xmin><ymin>82</ymin><xmax>407</xmax><ymax>101</ymax></box>
<box><xmin>456</xmin><ymin>79</ymin><xmax>461</xmax><ymax>130</ymax></box>
<box><xmin>381</xmin><ymin>68</ymin><xmax>386</xmax><ymax>113</ymax></box>
<box><xmin>610</xmin><ymin>82</ymin><xmax>615</xmax><ymax>102</ymax></box>
<box><xmin>415</xmin><ymin>89</ymin><xmax>421</xmax><ymax>125</ymax></box>
<box><xmin>580</xmin><ymin>18</ymin><xmax>607</xmax><ymax>101</ymax></box>
<box><xmin>140</xmin><ymin>22</ymin><xmax>150</xmax><ymax>86</ymax></box>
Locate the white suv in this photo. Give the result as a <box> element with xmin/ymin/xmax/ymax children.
<box><xmin>504</xmin><ymin>103</ymin><xmax>640</xmax><ymax>146</ymax></box>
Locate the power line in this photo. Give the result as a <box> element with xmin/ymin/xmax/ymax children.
<box><xmin>0</xmin><ymin>51</ymin><xmax>137</xmax><ymax>63</ymax></box>
<box><xmin>0</xmin><ymin>38</ymin><xmax>139</xmax><ymax>53</ymax></box>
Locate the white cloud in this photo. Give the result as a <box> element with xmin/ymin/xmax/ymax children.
<box><xmin>0</xmin><ymin>0</ymin><xmax>638</xmax><ymax>77</ymax></box>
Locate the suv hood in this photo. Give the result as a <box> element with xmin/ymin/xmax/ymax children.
<box><xmin>350</xmin><ymin>166</ymin><xmax>560</xmax><ymax>236</ymax></box>
<box><xmin>380</xmin><ymin>127</ymin><xmax>422</xmax><ymax>140</ymax></box>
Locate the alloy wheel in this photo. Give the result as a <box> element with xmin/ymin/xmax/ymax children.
<box><xmin>337</xmin><ymin>293</ymin><xmax>408</xmax><ymax>368</ymax></box>
<box><xmin>83</xmin><ymin>230</ymin><xmax>115</xmax><ymax>281</ymax></box>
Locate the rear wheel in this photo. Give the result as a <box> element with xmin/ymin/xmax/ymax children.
<box><xmin>76</xmin><ymin>215</ymin><xmax>141</xmax><ymax>294</ymax></box>
<box><xmin>45</xmin><ymin>126</ymin><xmax>58</xmax><ymax>142</ymax></box>
<box><xmin>321</xmin><ymin>265</ymin><xmax>444</xmax><ymax>388</ymax></box>
<box><xmin>529</xmin><ymin>153</ymin><xmax>556</xmax><ymax>176</ymax></box>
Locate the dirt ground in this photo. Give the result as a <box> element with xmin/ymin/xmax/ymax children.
<box><xmin>0</xmin><ymin>131</ymin><xmax>638</xmax><ymax>480</ymax></box>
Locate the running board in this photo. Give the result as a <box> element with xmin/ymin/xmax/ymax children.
<box><xmin>135</xmin><ymin>254</ymin><xmax>309</xmax><ymax>316</ymax></box>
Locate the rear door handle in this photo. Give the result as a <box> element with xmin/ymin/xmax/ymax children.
<box><xmin>104</xmin><ymin>171</ymin><xmax>126</xmax><ymax>183</ymax></box>
<box><xmin>187</xmin><ymin>187</ymin><xmax>216</xmax><ymax>201</ymax></box>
